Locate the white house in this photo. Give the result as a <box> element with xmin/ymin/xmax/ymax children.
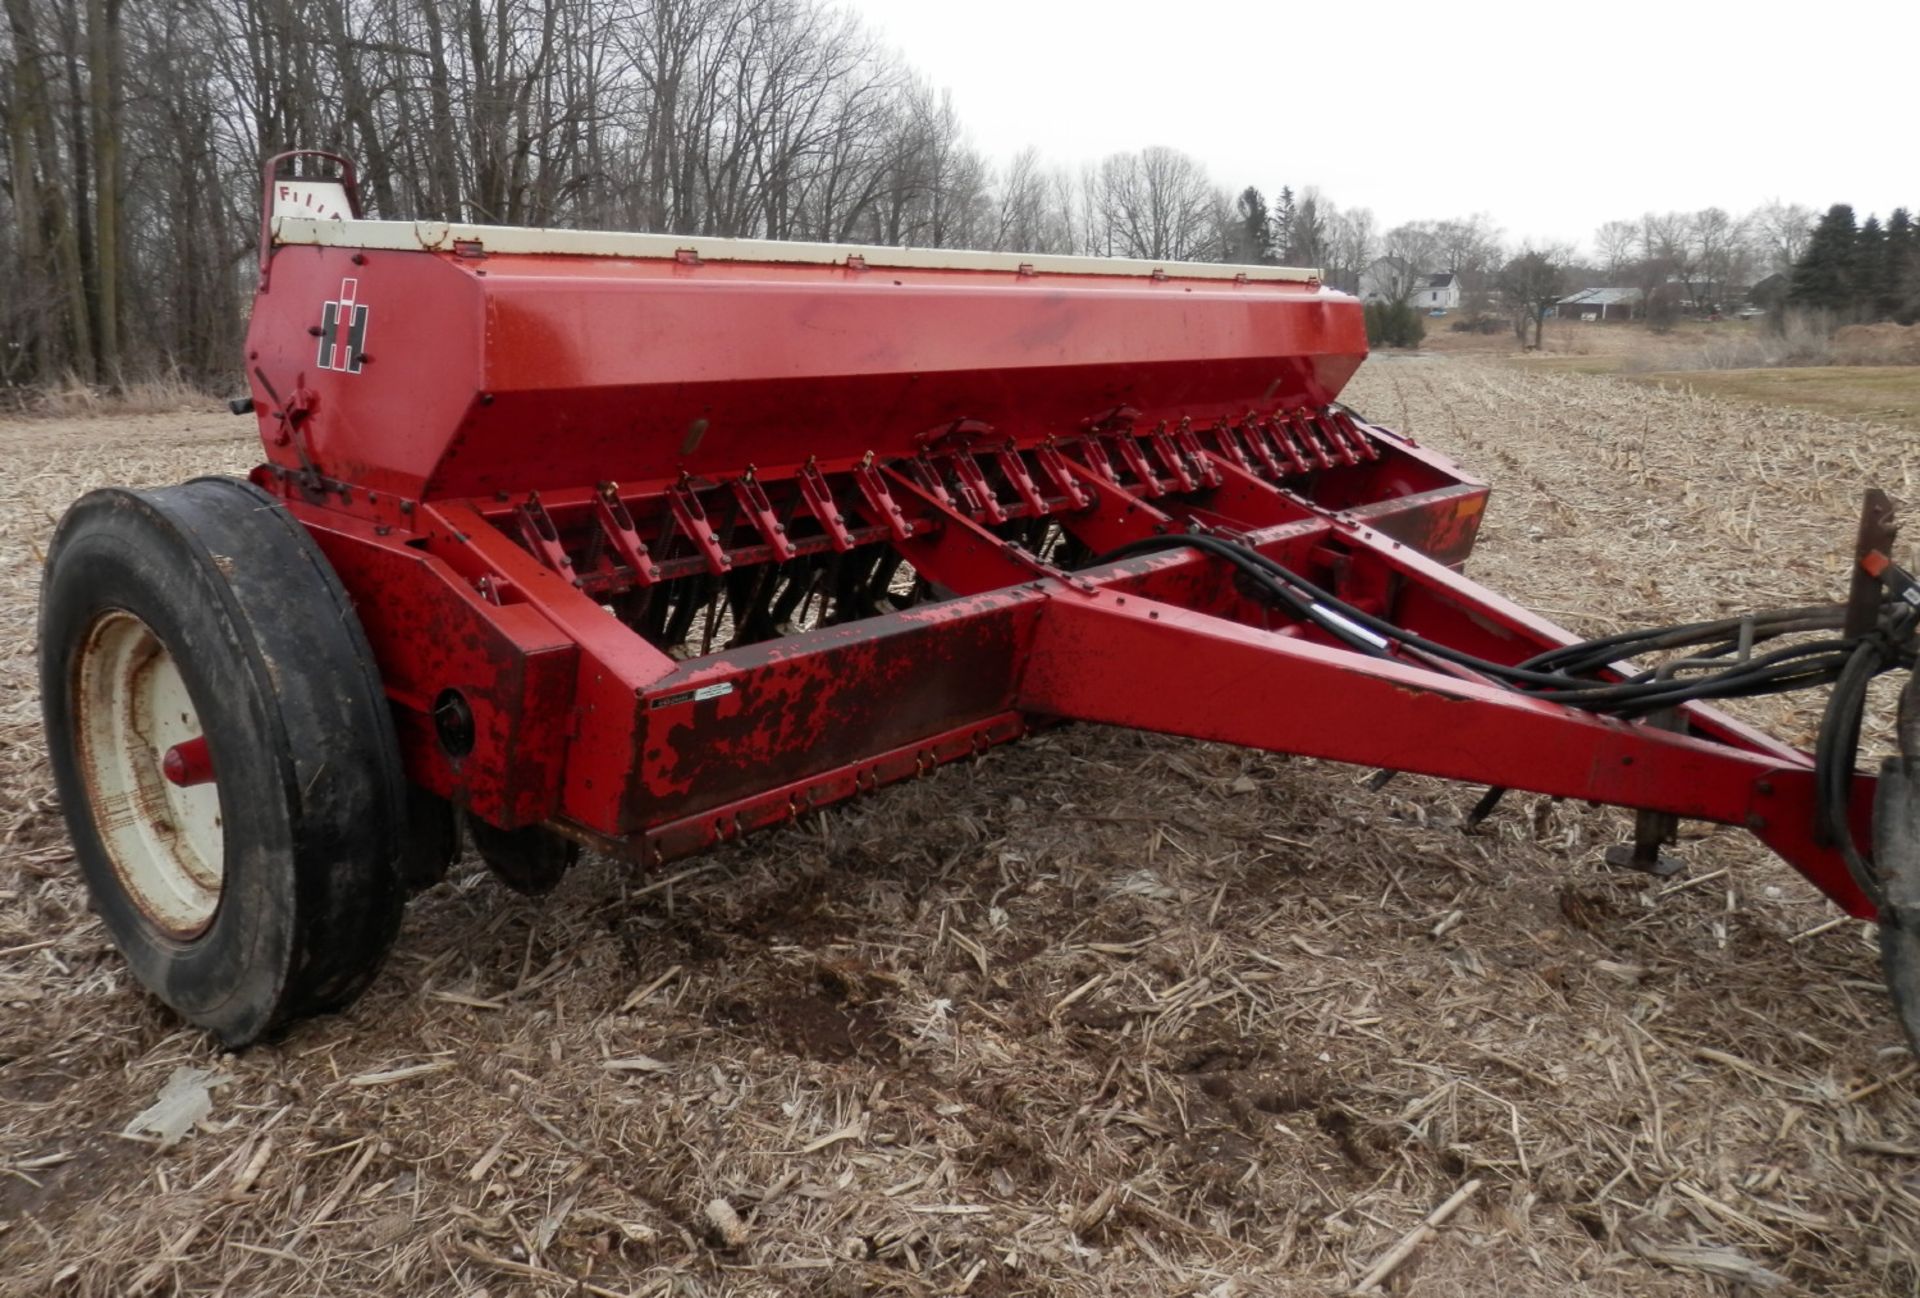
<box><xmin>1358</xmin><ymin>259</ymin><xmax>1461</xmax><ymax>310</ymax></box>
<box><xmin>1357</xmin><ymin>256</ymin><xmax>1409</xmax><ymax>303</ymax></box>
<box><xmin>1412</xmin><ymin>273</ymin><xmax>1460</xmax><ymax>311</ymax></box>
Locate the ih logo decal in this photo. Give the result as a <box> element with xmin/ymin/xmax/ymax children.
<box><xmin>316</xmin><ymin>277</ymin><xmax>369</xmax><ymax>373</ymax></box>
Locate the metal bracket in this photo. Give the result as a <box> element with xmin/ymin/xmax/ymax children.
<box><xmin>797</xmin><ymin>460</ymin><xmax>857</xmax><ymax>552</ymax></box>
<box><xmin>1107</xmin><ymin>433</ymin><xmax>1165</xmax><ymax>497</ymax></box>
<box><xmin>946</xmin><ymin>452</ymin><xmax>1007</xmax><ymax>524</ymax></box>
<box><xmin>1604</xmin><ymin>708</ymin><xmax>1687</xmax><ymax>878</ymax></box>
<box><xmin>994</xmin><ymin>445</ymin><xmax>1049</xmax><ymax>517</ymax></box>
<box><xmin>732</xmin><ymin>471</ymin><xmax>798</xmax><ymax>562</ymax></box>
<box><xmin>1075</xmin><ymin>435</ymin><xmax>1121</xmax><ymax>486</ymax></box>
<box><xmin>1331</xmin><ymin>408</ymin><xmax>1380</xmax><ymax>462</ymax></box>
<box><xmin>515</xmin><ymin>492</ymin><xmax>576</xmax><ymax>580</ymax></box>
<box><xmin>907</xmin><ymin>455</ymin><xmax>958</xmax><ymax>508</ymax></box>
<box><xmin>852</xmin><ymin>460</ymin><xmax>915</xmax><ymax>545</ymax></box>
<box><xmin>1208</xmin><ymin>420</ymin><xmax>1255</xmax><ymax>475</ymax></box>
<box><xmin>1033</xmin><ymin>442</ymin><xmax>1092</xmax><ymax>510</ymax></box>
<box><xmin>1264</xmin><ymin>417</ymin><xmax>1312</xmax><ymax>475</ymax></box>
<box><xmin>668</xmin><ymin>478</ymin><xmax>731</xmax><ymax>574</ymax></box>
<box><xmin>1175</xmin><ymin>422</ymin><xmax>1221</xmax><ymax>487</ymax></box>
<box><xmin>593</xmin><ymin>482</ymin><xmax>660</xmax><ymax>585</ymax></box>
<box><xmin>1237</xmin><ymin>420</ymin><xmax>1286</xmax><ymax>479</ymax></box>
<box><xmin>1847</xmin><ymin>487</ymin><xmax>1899</xmax><ymax>639</ymax></box>
<box><xmin>1147</xmin><ymin>428</ymin><xmax>1199</xmax><ymax>492</ymax></box>
<box><xmin>1289</xmin><ymin>412</ymin><xmax>1335</xmax><ymax>470</ymax></box>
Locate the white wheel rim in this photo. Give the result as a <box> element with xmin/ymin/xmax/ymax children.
<box><xmin>74</xmin><ymin>611</ymin><xmax>225</xmax><ymax>938</ymax></box>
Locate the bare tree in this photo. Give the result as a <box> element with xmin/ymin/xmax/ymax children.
<box><xmin>1642</xmin><ymin>211</ymin><xmax>1699</xmax><ymax>305</ymax></box>
<box><xmin>1284</xmin><ymin>186</ymin><xmax>1330</xmax><ymax>268</ymax></box>
<box><xmin>1091</xmin><ymin>146</ymin><xmax>1220</xmax><ymax>261</ymax></box>
<box><xmin>1593</xmin><ymin>219</ymin><xmax>1637</xmax><ymax>284</ymax></box>
<box><xmin>3</xmin><ymin>0</ymin><xmax>92</xmax><ymax>379</ymax></box>
<box><xmin>1326</xmin><ymin>205</ymin><xmax>1376</xmax><ymax>294</ymax></box>
<box><xmin>1499</xmin><ymin>243</ymin><xmax>1573</xmax><ymax>348</ymax></box>
<box><xmin>1751</xmin><ymin>199</ymin><xmax>1816</xmax><ymax>276</ymax></box>
<box><xmin>1689</xmin><ymin>206</ymin><xmax>1751</xmax><ymax>311</ymax></box>
<box><xmin>1376</xmin><ymin>221</ymin><xmax>1442</xmax><ymax>302</ymax></box>
<box><xmin>1431</xmin><ymin>213</ymin><xmax>1502</xmax><ymax>311</ymax></box>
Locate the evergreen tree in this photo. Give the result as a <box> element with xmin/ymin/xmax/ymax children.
<box><xmin>1231</xmin><ymin>187</ymin><xmax>1275</xmax><ymax>264</ymax></box>
<box><xmin>1887</xmin><ymin>208</ymin><xmax>1918</xmax><ymax>323</ymax></box>
<box><xmin>1788</xmin><ymin>203</ymin><xmax>1859</xmax><ymax>313</ymax></box>
<box><xmin>1855</xmin><ymin>216</ymin><xmax>1886</xmax><ymax>317</ymax></box>
<box><xmin>1272</xmin><ymin>187</ymin><xmax>1296</xmax><ymax>263</ymax></box>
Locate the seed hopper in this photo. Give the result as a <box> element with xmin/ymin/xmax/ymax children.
<box><xmin>39</xmin><ymin>153</ymin><xmax>1920</xmax><ymax>1047</ymax></box>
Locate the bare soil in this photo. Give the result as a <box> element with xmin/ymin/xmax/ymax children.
<box><xmin>2</xmin><ymin>361</ymin><xmax>1916</xmax><ymax>1297</ymax></box>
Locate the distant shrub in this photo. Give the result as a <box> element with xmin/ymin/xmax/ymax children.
<box><xmin>1448</xmin><ymin>315</ymin><xmax>1505</xmax><ymax>335</ymax></box>
<box><xmin>1647</xmin><ymin>295</ymin><xmax>1681</xmax><ymax>335</ymax></box>
<box><xmin>1365</xmin><ymin>300</ymin><xmax>1426</xmax><ymax>349</ymax></box>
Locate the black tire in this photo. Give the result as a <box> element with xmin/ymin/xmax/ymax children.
<box><xmin>39</xmin><ymin>477</ymin><xmax>406</xmax><ymax>1046</ymax></box>
<box><xmin>1877</xmin><ymin>671</ymin><xmax>1920</xmax><ymax>1059</ymax></box>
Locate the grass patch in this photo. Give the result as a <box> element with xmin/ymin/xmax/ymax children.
<box><xmin>1621</xmin><ymin>365</ymin><xmax>1920</xmax><ymax>430</ymax></box>
<box><xmin>1509</xmin><ymin>354</ymin><xmax>1626</xmax><ymax>376</ymax></box>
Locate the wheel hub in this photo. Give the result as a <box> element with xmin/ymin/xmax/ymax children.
<box><xmin>73</xmin><ymin>611</ymin><xmax>224</xmax><ymax>937</ymax></box>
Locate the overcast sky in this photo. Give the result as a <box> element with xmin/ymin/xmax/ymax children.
<box><xmin>842</xmin><ymin>0</ymin><xmax>1915</xmax><ymax>253</ymax></box>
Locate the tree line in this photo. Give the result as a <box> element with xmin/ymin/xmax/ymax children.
<box><xmin>1787</xmin><ymin>204</ymin><xmax>1919</xmax><ymax>323</ymax></box>
<box><xmin>0</xmin><ymin>0</ymin><xmax>1900</xmax><ymax>392</ymax></box>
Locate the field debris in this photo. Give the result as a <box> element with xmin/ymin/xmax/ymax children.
<box><xmin>1352</xmin><ymin>1177</ymin><xmax>1482</xmax><ymax>1293</ymax></box>
<box><xmin>120</xmin><ymin>1066</ymin><xmax>232</xmax><ymax>1149</ymax></box>
<box><xmin>347</xmin><ymin>1059</ymin><xmax>456</xmax><ymax>1087</ymax></box>
<box><xmin>3</xmin><ymin>357</ymin><xmax>1919</xmax><ymax>1295</ymax></box>
<box><xmin>704</xmin><ymin>1197</ymin><xmax>749</xmax><ymax>1249</ymax></box>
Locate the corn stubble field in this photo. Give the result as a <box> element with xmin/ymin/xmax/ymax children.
<box><xmin>2</xmin><ymin>355</ymin><xmax>1917</xmax><ymax>1297</ymax></box>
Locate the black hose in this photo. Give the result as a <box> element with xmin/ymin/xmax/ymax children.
<box><xmin>1094</xmin><ymin>532</ymin><xmax>1910</xmax><ymax>719</ymax></box>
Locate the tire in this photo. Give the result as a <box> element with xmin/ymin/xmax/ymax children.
<box><xmin>39</xmin><ymin>477</ymin><xmax>406</xmax><ymax>1046</ymax></box>
<box><xmin>1877</xmin><ymin>671</ymin><xmax>1920</xmax><ymax>1059</ymax></box>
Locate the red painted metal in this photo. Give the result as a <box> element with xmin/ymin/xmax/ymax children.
<box><xmin>240</xmin><ymin>155</ymin><xmax>1885</xmax><ymax>929</ymax></box>
<box><xmin>162</xmin><ymin>736</ymin><xmax>214</xmax><ymax>788</ymax></box>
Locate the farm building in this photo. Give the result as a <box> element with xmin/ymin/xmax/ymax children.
<box><xmin>1357</xmin><ymin>259</ymin><xmax>1461</xmax><ymax>310</ymax></box>
<box><xmin>1748</xmin><ymin>272</ymin><xmax>1790</xmax><ymax>310</ymax></box>
<box><xmin>1558</xmin><ymin>286</ymin><xmax>1642</xmax><ymax>321</ymax></box>
<box><xmin>1357</xmin><ymin>256</ymin><xmax>1411</xmax><ymax>303</ymax></box>
<box><xmin>1413</xmin><ymin>273</ymin><xmax>1460</xmax><ymax>311</ymax></box>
